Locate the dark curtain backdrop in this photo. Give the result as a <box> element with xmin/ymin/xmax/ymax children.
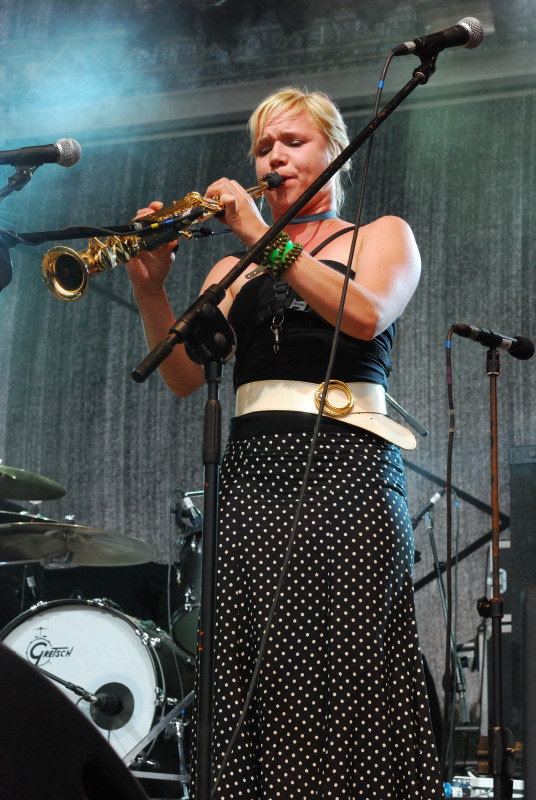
<box><xmin>1</xmin><ymin>93</ymin><xmax>535</xmax><ymax>718</ymax></box>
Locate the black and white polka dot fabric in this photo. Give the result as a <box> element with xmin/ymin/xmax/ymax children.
<box><xmin>199</xmin><ymin>427</ymin><xmax>444</xmax><ymax>799</ymax></box>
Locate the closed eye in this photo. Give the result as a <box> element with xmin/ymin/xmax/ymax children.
<box><xmin>255</xmin><ymin>136</ymin><xmax>305</xmax><ymax>156</ymax></box>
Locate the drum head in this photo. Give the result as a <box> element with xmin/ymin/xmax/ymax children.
<box><xmin>1</xmin><ymin>600</ymin><xmax>160</xmax><ymax>759</ymax></box>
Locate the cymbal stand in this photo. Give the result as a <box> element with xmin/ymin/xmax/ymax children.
<box><xmin>475</xmin><ymin>347</ymin><xmax>515</xmax><ymax>800</ymax></box>
<box><xmin>0</xmin><ymin>557</ymin><xmax>43</xmax><ymax>567</ymax></box>
<box><xmin>21</xmin><ymin>563</ymin><xmax>40</xmax><ymax>607</ymax></box>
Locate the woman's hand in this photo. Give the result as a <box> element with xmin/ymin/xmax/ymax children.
<box><xmin>125</xmin><ymin>201</ymin><xmax>178</xmax><ymax>297</ymax></box>
<box><xmin>204</xmin><ymin>178</ymin><xmax>269</xmax><ymax>248</ymax></box>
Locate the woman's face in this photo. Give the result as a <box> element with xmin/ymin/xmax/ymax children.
<box><xmin>254</xmin><ymin>109</ymin><xmax>335</xmax><ymax>216</ymax></box>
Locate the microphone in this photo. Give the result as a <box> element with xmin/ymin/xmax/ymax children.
<box><xmin>452</xmin><ymin>323</ymin><xmax>535</xmax><ymax>361</ymax></box>
<box><xmin>91</xmin><ymin>692</ymin><xmax>123</xmax><ymax>715</ymax></box>
<box><xmin>172</xmin><ymin>492</ymin><xmax>203</xmax><ymax>535</ymax></box>
<box><xmin>0</xmin><ymin>138</ymin><xmax>82</xmax><ymax>168</ymax></box>
<box><xmin>411</xmin><ymin>488</ymin><xmax>446</xmax><ymax>530</ymax></box>
<box><xmin>25</xmin><ymin>573</ymin><xmax>39</xmax><ymax>601</ymax></box>
<box><xmin>393</xmin><ymin>17</ymin><xmax>484</xmax><ymax>56</ymax></box>
<box><xmin>180</xmin><ymin>494</ymin><xmax>203</xmax><ymax>530</ymax></box>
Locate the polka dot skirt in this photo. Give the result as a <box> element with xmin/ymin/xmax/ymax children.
<box><xmin>192</xmin><ymin>428</ymin><xmax>444</xmax><ymax>799</ymax></box>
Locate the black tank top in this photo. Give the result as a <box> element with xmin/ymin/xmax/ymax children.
<box><xmin>228</xmin><ymin>259</ymin><xmax>395</xmax><ymax>392</ymax></box>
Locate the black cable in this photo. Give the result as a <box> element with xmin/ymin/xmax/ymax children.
<box><xmin>0</xmin><ymin>218</ymin><xmax>210</xmax><ymax>249</ymax></box>
<box><xmin>440</xmin><ymin>326</ymin><xmax>457</xmax><ymax>780</ymax></box>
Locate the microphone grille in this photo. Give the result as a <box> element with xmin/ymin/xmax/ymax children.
<box><xmin>55</xmin><ymin>137</ymin><xmax>82</xmax><ymax>167</ymax></box>
<box><xmin>513</xmin><ymin>336</ymin><xmax>535</xmax><ymax>361</ymax></box>
<box><xmin>458</xmin><ymin>16</ymin><xmax>485</xmax><ymax>49</ymax></box>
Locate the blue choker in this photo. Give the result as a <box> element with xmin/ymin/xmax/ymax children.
<box><xmin>287</xmin><ymin>210</ymin><xmax>337</xmax><ymax>224</ymax></box>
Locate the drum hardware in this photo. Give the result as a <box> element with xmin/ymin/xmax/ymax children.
<box><xmin>124</xmin><ymin>692</ymin><xmax>193</xmax><ymax>769</ymax></box>
<box><xmin>164</xmin><ymin>717</ymin><xmax>191</xmax><ymax>798</ymax></box>
<box><xmin>21</xmin><ymin>563</ymin><xmax>41</xmax><ymax>606</ymax></box>
<box><xmin>171</xmin><ymin>491</ymin><xmax>203</xmax><ymax>657</ymax></box>
<box><xmin>139</xmin><ymin>627</ymin><xmax>168</xmax><ymax>654</ymax></box>
<box><xmin>0</xmin><ymin>463</ymin><xmax>66</xmax><ymax>501</ymax></box>
<box><xmin>0</xmin><ymin>520</ymin><xmax>155</xmax><ymax>567</ymax></box>
<box><xmin>154</xmin><ymin>685</ymin><xmax>167</xmax><ymax>708</ymax></box>
<box><xmin>182</xmin><ymin>586</ymin><xmax>196</xmax><ymax>613</ymax></box>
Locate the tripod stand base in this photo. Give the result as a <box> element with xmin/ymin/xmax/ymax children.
<box><xmin>452</xmin><ymin>774</ymin><xmax>524</xmax><ymax>798</ymax></box>
<box><xmin>130</xmin><ymin>770</ymin><xmax>190</xmax><ymax>800</ymax></box>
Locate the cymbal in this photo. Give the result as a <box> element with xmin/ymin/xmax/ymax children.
<box><xmin>0</xmin><ymin>510</ymin><xmax>58</xmax><ymax>526</ymax></box>
<box><xmin>0</xmin><ymin>465</ymin><xmax>66</xmax><ymax>501</ymax></box>
<box><xmin>0</xmin><ymin>522</ymin><xmax>155</xmax><ymax>567</ymax></box>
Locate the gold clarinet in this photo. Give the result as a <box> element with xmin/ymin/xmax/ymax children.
<box><xmin>41</xmin><ymin>172</ymin><xmax>284</xmax><ymax>301</ymax></box>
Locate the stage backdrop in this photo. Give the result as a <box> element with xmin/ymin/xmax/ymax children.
<box><xmin>1</xmin><ymin>87</ymin><xmax>535</xmax><ymax>737</ymax></box>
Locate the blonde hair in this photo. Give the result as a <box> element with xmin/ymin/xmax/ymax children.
<box><xmin>248</xmin><ymin>86</ymin><xmax>351</xmax><ymax>211</ymax></box>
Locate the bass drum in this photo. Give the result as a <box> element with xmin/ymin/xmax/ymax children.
<box><xmin>0</xmin><ymin>598</ymin><xmax>194</xmax><ymax>763</ymax></box>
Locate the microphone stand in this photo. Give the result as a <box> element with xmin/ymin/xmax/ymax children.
<box><xmin>422</xmin><ymin>507</ymin><xmax>470</xmax><ymax>772</ymax></box>
<box><xmin>131</xmin><ymin>54</ymin><xmax>440</xmax><ymax>800</ymax></box>
<box><xmin>0</xmin><ymin>165</ymin><xmax>41</xmax><ymax>291</ymax></box>
<box><xmin>476</xmin><ymin>348</ymin><xmax>515</xmax><ymax>800</ymax></box>
<box><xmin>386</xmin><ymin>392</ymin><xmax>429</xmax><ymax>437</ymax></box>
<box><xmin>0</xmin><ymin>164</ymin><xmax>38</xmax><ymax>202</ymax></box>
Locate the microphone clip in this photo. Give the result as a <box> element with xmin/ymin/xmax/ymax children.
<box><xmin>0</xmin><ymin>164</ymin><xmax>38</xmax><ymax>203</ymax></box>
<box><xmin>412</xmin><ymin>52</ymin><xmax>439</xmax><ymax>85</ymax></box>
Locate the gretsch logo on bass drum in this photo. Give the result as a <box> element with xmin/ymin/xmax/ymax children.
<box><xmin>25</xmin><ymin>626</ymin><xmax>74</xmax><ymax>667</ymax></box>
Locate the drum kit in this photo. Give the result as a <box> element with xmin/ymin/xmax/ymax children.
<box><xmin>0</xmin><ymin>463</ymin><xmax>199</xmax><ymax>797</ymax></box>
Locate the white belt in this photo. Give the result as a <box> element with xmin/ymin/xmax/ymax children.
<box><xmin>235</xmin><ymin>379</ymin><xmax>417</xmax><ymax>450</ymax></box>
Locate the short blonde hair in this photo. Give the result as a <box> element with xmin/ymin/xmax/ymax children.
<box><xmin>248</xmin><ymin>86</ymin><xmax>351</xmax><ymax>211</ymax></box>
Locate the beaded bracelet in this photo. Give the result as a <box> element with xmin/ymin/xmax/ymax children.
<box><xmin>246</xmin><ymin>232</ymin><xmax>304</xmax><ymax>280</ymax></box>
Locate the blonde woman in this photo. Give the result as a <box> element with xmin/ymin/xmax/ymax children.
<box><xmin>127</xmin><ymin>87</ymin><xmax>443</xmax><ymax>799</ymax></box>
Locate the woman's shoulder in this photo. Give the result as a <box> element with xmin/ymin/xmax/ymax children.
<box><xmin>361</xmin><ymin>214</ymin><xmax>414</xmax><ymax>235</ymax></box>
<box><xmin>360</xmin><ymin>215</ymin><xmax>418</xmax><ymax>255</ymax></box>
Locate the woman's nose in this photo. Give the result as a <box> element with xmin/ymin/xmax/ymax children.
<box><xmin>269</xmin><ymin>143</ymin><xmax>286</xmax><ymax>168</ymax></box>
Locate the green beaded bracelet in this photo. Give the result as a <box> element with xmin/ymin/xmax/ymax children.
<box><xmin>265</xmin><ymin>240</ymin><xmax>303</xmax><ymax>280</ymax></box>
<box><xmin>246</xmin><ymin>232</ymin><xmax>304</xmax><ymax>280</ymax></box>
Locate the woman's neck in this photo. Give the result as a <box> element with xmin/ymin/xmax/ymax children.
<box><xmin>287</xmin><ymin>210</ymin><xmax>337</xmax><ymax>224</ymax></box>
